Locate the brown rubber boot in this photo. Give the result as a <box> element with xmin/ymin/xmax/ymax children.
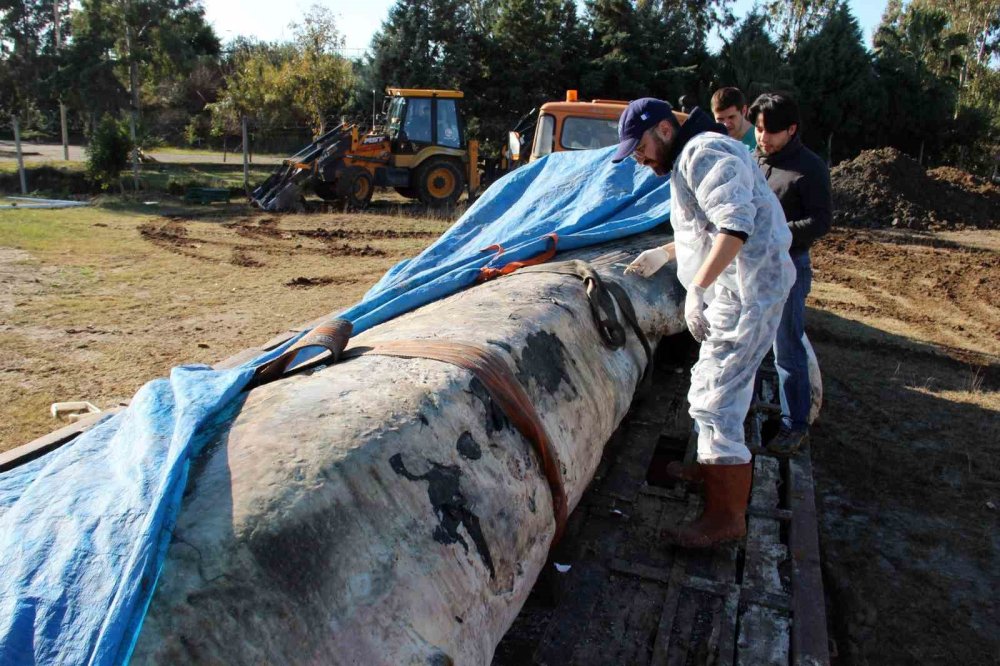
<box><xmin>664</xmin><ymin>462</ymin><xmax>752</xmax><ymax>549</ymax></box>
<box><xmin>665</xmin><ymin>461</ymin><xmax>703</xmax><ymax>488</ymax></box>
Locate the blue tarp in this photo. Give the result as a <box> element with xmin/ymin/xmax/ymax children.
<box><xmin>0</xmin><ymin>146</ymin><xmax>672</xmax><ymax>665</ymax></box>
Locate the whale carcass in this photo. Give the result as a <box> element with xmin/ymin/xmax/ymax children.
<box><xmin>131</xmin><ymin>233</ymin><xmax>688</xmax><ymax>665</ymax></box>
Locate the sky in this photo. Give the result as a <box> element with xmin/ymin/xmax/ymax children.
<box><xmin>201</xmin><ymin>0</ymin><xmax>890</xmax><ymax>56</ymax></box>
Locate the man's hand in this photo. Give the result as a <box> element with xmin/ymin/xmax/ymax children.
<box><xmin>624</xmin><ymin>244</ymin><xmax>676</xmax><ymax>278</ymax></box>
<box><xmin>684</xmin><ymin>284</ymin><xmax>709</xmax><ymax>342</ymax></box>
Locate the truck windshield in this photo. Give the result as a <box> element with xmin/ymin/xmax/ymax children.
<box><xmin>560</xmin><ymin>116</ymin><xmax>621</xmax><ymax>151</ymax></box>
<box><xmin>531</xmin><ymin>114</ymin><xmax>556</xmax><ymax>159</ymax></box>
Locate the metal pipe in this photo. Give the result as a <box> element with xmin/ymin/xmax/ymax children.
<box><xmin>12</xmin><ymin>115</ymin><xmax>27</xmax><ymax>194</ymax></box>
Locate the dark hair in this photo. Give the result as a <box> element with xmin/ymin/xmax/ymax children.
<box><xmin>748</xmin><ymin>92</ymin><xmax>800</xmax><ymax>133</ymax></box>
<box><xmin>710</xmin><ymin>87</ymin><xmax>746</xmax><ymax>112</ymax></box>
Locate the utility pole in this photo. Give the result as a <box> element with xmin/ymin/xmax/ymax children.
<box><xmin>371</xmin><ymin>90</ymin><xmax>376</xmax><ymax>129</ymax></box>
<box><xmin>12</xmin><ymin>115</ymin><xmax>27</xmax><ymax>194</ymax></box>
<box><xmin>124</xmin><ymin>1</ymin><xmax>140</xmax><ymax>191</ymax></box>
<box><xmin>242</xmin><ymin>115</ymin><xmax>250</xmax><ymax>192</ymax></box>
<box><xmin>54</xmin><ymin>0</ymin><xmax>69</xmax><ymax>161</ymax></box>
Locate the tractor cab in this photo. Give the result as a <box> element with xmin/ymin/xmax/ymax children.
<box><xmin>384</xmin><ymin>89</ymin><xmax>466</xmax><ymax>153</ymax></box>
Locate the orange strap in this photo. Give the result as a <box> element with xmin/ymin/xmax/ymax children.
<box><xmin>250</xmin><ymin>318</ymin><xmax>353</xmax><ymax>388</ymax></box>
<box><xmin>345</xmin><ymin>339</ymin><xmax>569</xmax><ymax>543</ymax></box>
<box><xmin>478</xmin><ymin>233</ymin><xmax>559</xmax><ymax>282</ymax></box>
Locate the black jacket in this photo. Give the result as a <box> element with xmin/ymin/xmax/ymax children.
<box><xmin>756</xmin><ymin>135</ymin><xmax>831</xmax><ymax>252</ymax></box>
<box><xmin>665</xmin><ymin>106</ymin><xmax>727</xmax><ymax>172</ymax></box>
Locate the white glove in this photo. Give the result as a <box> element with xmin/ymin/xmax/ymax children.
<box><xmin>624</xmin><ymin>245</ymin><xmax>675</xmax><ymax>278</ymax></box>
<box><xmin>684</xmin><ymin>284</ymin><xmax>710</xmax><ymax>342</ymax></box>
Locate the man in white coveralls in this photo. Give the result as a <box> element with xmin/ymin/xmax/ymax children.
<box><xmin>616</xmin><ymin>98</ymin><xmax>794</xmax><ymax>548</ymax></box>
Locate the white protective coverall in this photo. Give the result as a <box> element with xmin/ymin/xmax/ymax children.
<box><xmin>670</xmin><ymin>132</ymin><xmax>795</xmax><ymax>464</ymax></box>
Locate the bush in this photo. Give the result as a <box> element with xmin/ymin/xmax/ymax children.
<box><xmin>86</xmin><ymin>115</ymin><xmax>132</xmax><ymax>190</ymax></box>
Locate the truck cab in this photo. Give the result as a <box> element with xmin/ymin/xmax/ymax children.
<box><xmin>506</xmin><ymin>91</ymin><xmax>687</xmax><ymax>166</ymax></box>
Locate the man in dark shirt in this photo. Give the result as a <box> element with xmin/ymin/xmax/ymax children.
<box><xmin>750</xmin><ymin>92</ymin><xmax>831</xmax><ymax>455</ymax></box>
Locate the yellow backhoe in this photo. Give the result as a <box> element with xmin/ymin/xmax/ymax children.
<box><xmin>252</xmin><ymin>88</ymin><xmax>480</xmax><ymax>211</ymax></box>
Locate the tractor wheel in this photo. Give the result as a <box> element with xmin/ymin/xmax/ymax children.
<box><xmin>336</xmin><ymin>167</ymin><xmax>374</xmax><ymax>209</ymax></box>
<box><xmin>416</xmin><ymin>158</ymin><xmax>464</xmax><ymax>208</ymax></box>
<box><xmin>314</xmin><ymin>180</ymin><xmax>338</xmax><ymax>201</ymax></box>
<box><xmin>394</xmin><ymin>186</ymin><xmax>419</xmax><ymax>199</ymax></box>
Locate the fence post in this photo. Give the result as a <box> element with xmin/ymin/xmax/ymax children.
<box><xmin>242</xmin><ymin>115</ymin><xmax>250</xmax><ymax>193</ymax></box>
<box><xmin>12</xmin><ymin>115</ymin><xmax>27</xmax><ymax>194</ymax></box>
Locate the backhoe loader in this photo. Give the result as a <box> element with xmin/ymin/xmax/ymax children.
<box><xmin>252</xmin><ymin>88</ymin><xmax>480</xmax><ymax>211</ymax></box>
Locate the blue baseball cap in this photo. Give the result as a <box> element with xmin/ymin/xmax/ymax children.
<box><xmin>611</xmin><ymin>98</ymin><xmax>675</xmax><ymax>163</ymax></box>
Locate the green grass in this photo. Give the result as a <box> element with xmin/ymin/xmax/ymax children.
<box><xmin>0</xmin><ymin>160</ymin><xmax>86</xmax><ymax>173</ymax></box>
<box><xmin>0</xmin><ymin>159</ymin><xmax>275</xmax><ymax>196</ymax></box>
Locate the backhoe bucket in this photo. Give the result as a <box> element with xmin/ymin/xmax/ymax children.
<box><xmin>250</xmin><ymin>124</ymin><xmax>352</xmax><ymax>212</ymax></box>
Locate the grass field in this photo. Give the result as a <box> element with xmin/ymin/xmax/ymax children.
<box><xmin>0</xmin><ymin>196</ymin><xmax>454</xmax><ymax>448</ymax></box>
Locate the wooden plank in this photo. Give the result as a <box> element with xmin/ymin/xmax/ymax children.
<box><xmin>744</xmin><ymin>457</ymin><xmax>789</xmax><ymax>597</ymax></box>
<box><xmin>0</xmin><ymin>408</ymin><xmax>122</xmax><ymax>472</ymax></box>
<box><xmin>648</xmin><ymin>503</ymin><xmax>699</xmax><ymax>666</ymax></box>
<box><xmin>736</xmin><ymin>604</ymin><xmax>790</xmax><ymax>666</ymax></box>
<box><xmin>601</xmin><ymin>421</ymin><xmax>662</xmax><ymax>503</ymax></box>
<box><xmin>788</xmin><ymin>453</ymin><xmax>831</xmax><ymax>666</ymax></box>
<box><xmin>613</xmin><ymin>492</ymin><xmax>677</xmax><ymax>570</ymax></box>
<box><xmin>664</xmin><ymin>586</ymin><xmax>727</xmax><ymax>666</ymax></box>
<box><xmin>532</xmin><ymin>512</ymin><xmax>631</xmax><ymax>665</ymax></box>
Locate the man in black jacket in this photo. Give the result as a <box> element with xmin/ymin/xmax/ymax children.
<box><xmin>750</xmin><ymin>92</ymin><xmax>831</xmax><ymax>455</ymax></box>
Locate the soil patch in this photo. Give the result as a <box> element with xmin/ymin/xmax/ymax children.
<box><xmin>230</xmin><ymin>248</ymin><xmax>264</xmax><ymax>268</ymax></box>
<box><xmin>284</xmin><ymin>276</ymin><xmax>357</xmax><ymax>288</ymax></box>
<box><xmin>831</xmin><ymin>148</ymin><xmax>999</xmax><ymax>230</ymax></box>
<box><xmin>298</xmin><ymin>227</ymin><xmax>438</xmax><ymax>241</ymax></box>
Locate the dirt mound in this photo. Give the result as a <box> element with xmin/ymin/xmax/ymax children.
<box><xmin>831</xmin><ymin>148</ymin><xmax>998</xmax><ymax>230</ymax></box>
<box><xmin>928</xmin><ymin>166</ymin><xmax>1000</xmax><ymax>197</ymax></box>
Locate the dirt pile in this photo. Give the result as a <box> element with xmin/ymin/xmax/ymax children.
<box><xmin>831</xmin><ymin>148</ymin><xmax>999</xmax><ymax>230</ymax></box>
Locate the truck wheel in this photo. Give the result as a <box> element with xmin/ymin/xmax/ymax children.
<box><xmin>337</xmin><ymin>167</ymin><xmax>374</xmax><ymax>209</ymax></box>
<box><xmin>416</xmin><ymin>158</ymin><xmax>464</xmax><ymax>207</ymax></box>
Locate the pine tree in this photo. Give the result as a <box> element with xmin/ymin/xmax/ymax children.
<box><xmin>792</xmin><ymin>4</ymin><xmax>884</xmax><ymax>163</ymax></box>
<box><xmin>715</xmin><ymin>11</ymin><xmax>793</xmax><ymax>100</ymax></box>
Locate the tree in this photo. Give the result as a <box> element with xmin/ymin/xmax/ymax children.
<box><xmin>874</xmin><ymin>5</ymin><xmax>963</xmax><ymax>163</ymax></box>
<box><xmin>792</xmin><ymin>3</ymin><xmax>884</xmax><ymax>163</ymax></box>
<box><xmin>582</xmin><ymin>0</ymin><xmax>647</xmax><ymax>99</ymax></box>
<box><xmin>59</xmin><ymin>0</ymin><xmax>219</xmax><ymax>143</ymax></box>
<box><xmin>282</xmin><ymin>5</ymin><xmax>353</xmax><ymax>134</ymax></box>
<box><xmin>764</xmin><ymin>0</ymin><xmax>841</xmax><ymax>55</ymax></box>
<box><xmin>0</xmin><ymin>0</ymin><xmax>60</xmax><ymax>127</ymax></box>
<box><xmin>367</xmin><ymin>0</ymin><xmax>477</xmax><ymax>92</ymax></box>
<box><xmin>482</xmin><ymin>0</ymin><xmax>583</xmax><ymax>134</ymax></box>
<box><xmin>86</xmin><ymin>113</ymin><xmax>131</xmax><ymax>190</ymax></box>
<box><xmin>715</xmin><ymin>11</ymin><xmax>793</xmax><ymax>100</ymax></box>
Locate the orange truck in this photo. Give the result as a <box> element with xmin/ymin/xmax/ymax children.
<box><xmin>505</xmin><ymin>90</ymin><xmax>688</xmax><ymax>167</ymax></box>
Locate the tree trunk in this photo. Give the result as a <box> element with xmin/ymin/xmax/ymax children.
<box><xmin>125</xmin><ymin>20</ymin><xmax>141</xmax><ymax>192</ymax></box>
